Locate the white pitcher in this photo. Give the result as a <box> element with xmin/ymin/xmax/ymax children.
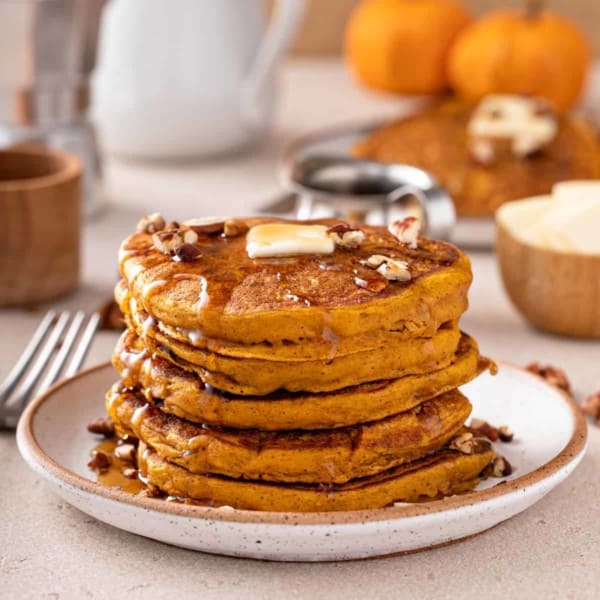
<box><xmin>92</xmin><ymin>0</ymin><xmax>305</xmax><ymax>159</ymax></box>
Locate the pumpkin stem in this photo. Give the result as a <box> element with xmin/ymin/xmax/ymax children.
<box><xmin>525</xmin><ymin>0</ymin><xmax>544</xmax><ymax>19</ymax></box>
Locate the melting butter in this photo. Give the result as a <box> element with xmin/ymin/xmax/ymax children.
<box><xmin>468</xmin><ymin>94</ymin><xmax>557</xmax><ymax>157</ymax></box>
<box><xmin>246</xmin><ymin>224</ymin><xmax>334</xmax><ymax>258</ymax></box>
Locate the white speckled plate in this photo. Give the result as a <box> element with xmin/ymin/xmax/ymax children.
<box><xmin>17</xmin><ymin>362</ymin><xmax>586</xmax><ymax>561</ymax></box>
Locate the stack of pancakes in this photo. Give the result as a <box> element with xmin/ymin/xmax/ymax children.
<box><xmin>106</xmin><ymin>216</ymin><xmax>495</xmax><ymax>511</ymax></box>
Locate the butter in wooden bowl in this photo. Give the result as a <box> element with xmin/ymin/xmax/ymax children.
<box><xmin>496</xmin><ymin>181</ymin><xmax>600</xmax><ymax>338</ymax></box>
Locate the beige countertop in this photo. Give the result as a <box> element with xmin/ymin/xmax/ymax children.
<box><xmin>1</xmin><ymin>59</ymin><xmax>599</xmax><ymax>600</ymax></box>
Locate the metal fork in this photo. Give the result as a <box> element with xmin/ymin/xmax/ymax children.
<box><xmin>0</xmin><ymin>310</ymin><xmax>100</xmax><ymax>428</ymax></box>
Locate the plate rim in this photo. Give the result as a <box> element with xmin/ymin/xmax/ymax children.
<box><xmin>17</xmin><ymin>360</ymin><xmax>588</xmax><ymax>526</ymax></box>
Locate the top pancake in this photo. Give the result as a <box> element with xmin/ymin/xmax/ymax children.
<box><xmin>354</xmin><ymin>98</ymin><xmax>600</xmax><ymax>218</ymax></box>
<box><xmin>119</xmin><ymin>217</ymin><xmax>471</xmax><ymax>344</ymax></box>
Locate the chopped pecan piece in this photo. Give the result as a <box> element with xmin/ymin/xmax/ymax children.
<box><xmin>152</xmin><ymin>227</ymin><xmax>199</xmax><ymax>257</ymax></box>
<box><xmin>449</xmin><ymin>432</ymin><xmax>476</xmax><ymax>454</ymax></box>
<box><xmin>136</xmin><ymin>212</ymin><xmax>166</xmax><ymax>234</ymax></box>
<box><xmin>114</xmin><ymin>443</ymin><xmax>137</xmax><ymax>464</ymax></box>
<box><xmin>489</xmin><ymin>455</ymin><xmax>513</xmax><ymax>478</ymax></box>
<box><xmin>152</xmin><ymin>229</ymin><xmax>183</xmax><ymax>255</ymax></box>
<box><xmin>326</xmin><ymin>223</ymin><xmax>366</xmax><ymax>249</ymax></box>
<box><xmin>498</xmin><ymin>425</ymin><xmax>514</xmax><ymax>442</ymax></box>
<box><xmin>354</xmin><ymin>275</ymin><xmax>387</xmax><ymax>293</ymax></box>
<box><xmin>87</xmin><ymin>417</ymin><xmax>115</xmax><ymax>438</ymax></box>
<box><xmin>582</xmin><ymin>392</ymin><xmax>600</xmax><ymax>423</ymax></box>
<box><xmin>364</xmin><ymin>255</ymin><xmax>386</xmax><ymax>269</ymax></box>
<box><xmin>184</xmin><ymin>230</ymin><xmax>199</xmax><ymax>244</ymax></box>
<box><xmin>224</xmin><ymin>219</ymin><xmax>249</xmax><ymax>237</ymax></box>
<box><xmin>450</xmin><ymin>432</ymin><xmax>491</xmax><ymax>455</ymax></box>
<box><xmin>364</xmin><ymin>255</ymin><xmax>411</xmax><ymax>282</ymax></box>
<box><xmin>388</xmin><ymin>217</ymin><xmax>420</xmax><ymax>248</ymax></box>
<box><xmin>526</xmin><ymin>362</ymin><xmax>571</xmax><ymax>394</ymax></box>
<box><xmin>173</xmin><ymin>243</ymin><xmax>202</xmax><ymax>262</ymax></box>
<box><xmin>122</xmin><ymin>468</ymin><xmax>138</xmax><ymax>479</ymax></box>
<box><xmin>97</xmin><ymin>299</ymin><xmax>125</xmax><ymax>331</ymax></box>
<box><xmin>87</xmin><ymin>451</ymin><xmax>111</xmax><ymax>474</ymax></box>
<box><xmin>378</xmin><ymin>261</ymin><xmax>410</xmax><ymax>281</ymax></box>
<box><xmin>137</xmin><ymin>484</ymin><xmax>162</xmax><ymax>498</ymax></box>
<box><xmin>470</xmin><ymin>418</ymin><xmax>500</xmax><ymax>442</ymax></box>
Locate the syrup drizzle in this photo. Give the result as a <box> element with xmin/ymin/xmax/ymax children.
<box><xmin>117</xmin><ymin>223</ymin><xmax>459</xmax><ymax>342</ymax></box>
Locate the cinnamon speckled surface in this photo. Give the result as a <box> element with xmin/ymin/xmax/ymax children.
<box><xmin>1</xmin><ymin>59</ymin><xmax>600</xmax><ymax>599</ymax></box>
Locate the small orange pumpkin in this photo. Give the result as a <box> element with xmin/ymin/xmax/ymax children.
<box><xmin>447</xmin><ymin>2</ymin><xmax>592</xmax><ymax>112</ymax></box>
<box><xmin>345</xmin><ymin>0</ymin><xmax>471</xmax><ymax>94</ymax></box>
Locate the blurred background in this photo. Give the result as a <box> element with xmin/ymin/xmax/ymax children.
<box><xmin>287</xmin><ymin>0</ymin><xmax>600</xmax><ymax>54</ymax></box>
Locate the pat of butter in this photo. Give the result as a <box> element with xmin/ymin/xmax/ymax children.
<box><xmin>468</xmin><ymin>94</ymin><xmax>557</xmax><ymax>157</ymax></box>
<box><xmin>246</xmin><ymin>224</ymin><xmax>335</xmax><ymax>258</ymax></box>
<box><xmin>521</xmin><ymin>181</ymin><xmax>600</xmax><ymax>254</ymax></box>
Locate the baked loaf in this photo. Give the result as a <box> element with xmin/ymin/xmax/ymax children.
<box><xmin>354</xmin><ymin>96</ymin><xmax>599</xmax><ymax>217</ymax></box>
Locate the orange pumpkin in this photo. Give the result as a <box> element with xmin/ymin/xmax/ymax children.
<box><xmin>447</xmin><ymin>4</ymin><xmax>592</xmax><ymax>112</ymax></box>
<box><xmin>345</xmin><ymin>0</ymin><xmax>471</xmax><ymax>94</ymax></box>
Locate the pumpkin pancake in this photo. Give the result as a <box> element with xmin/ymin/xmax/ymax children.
<box><xmin>113</xmin><ymin>330</ymin><xmax>486</xmax><ymax>430</ymax></box>
<box><xmin>137</xmin><ymin>442</ymin><xmax>494</xmax><ymax>512</ymax></box>
<box><xmin>116</xmin><ymin>278</ymin><xmax>468</xmax><ymax>362</ymax></box>
<box><xmin>354</xmin><ymin>97</ymin><xmax>600</xmax><ymax>217</ymax></box>
<box><xmin>107</xmin><ymin>387</ymin><xmax>472</xmax><ymax>484</ymax></box>
<box><xmin>130</xmin><ymin>317</ymin><xmax>461</xmax><ymax>396</ymax></box>
<box><xmin>119</xmin><ymin>217</ymin><xmax>472</xmax><ymax>344</ymax></box>
<box><xmin>87</xmin><ymin>214</ymin><xmax>505</xmax><ymax>512</ymax></box>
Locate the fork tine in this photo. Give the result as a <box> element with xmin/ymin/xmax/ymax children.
<box><xmin>0</xmin><ymin>311</ymin><xmax>56</xmax><ymax>404</ymax></box>
<box><xmin>63</xmin><ymin>312</ymin><xmax>101</xmax><ymax>378</ymax></box>
<box><xmin>37</xmin><ymin>311</ymin><xmax>86</xmax><ymax>395</ymax></box>
<box><xmin>8</xmin><ymin>311</ymin><xmax>71</xmax><ymax>410</ymax></box>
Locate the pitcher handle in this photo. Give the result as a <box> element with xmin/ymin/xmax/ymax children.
<box><xmin>242</xmin><ymin>0</ymin><xmax>306</xmax><ymax>125</ymax></box>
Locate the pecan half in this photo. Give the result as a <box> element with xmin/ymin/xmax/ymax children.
<box><xmin>185</xmin><ymin>218</ymin><xmax>225</xmax><ymax>235</ymax></box>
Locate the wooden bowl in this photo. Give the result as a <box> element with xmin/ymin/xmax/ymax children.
<box><xmin>0</xmin><ymin>147</ymin><xmax>81</xmax><ymax>306</ymax></box>
<box><xmin>496</xmin><ymin>198</ymin><xmax>600</xmax><ymax>338</ymax></box>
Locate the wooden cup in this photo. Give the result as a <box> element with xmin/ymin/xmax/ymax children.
<box><xmin>0</xmin><ymin>147</ymin><xmax>82</xmax><ymax>306</ymax></box>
